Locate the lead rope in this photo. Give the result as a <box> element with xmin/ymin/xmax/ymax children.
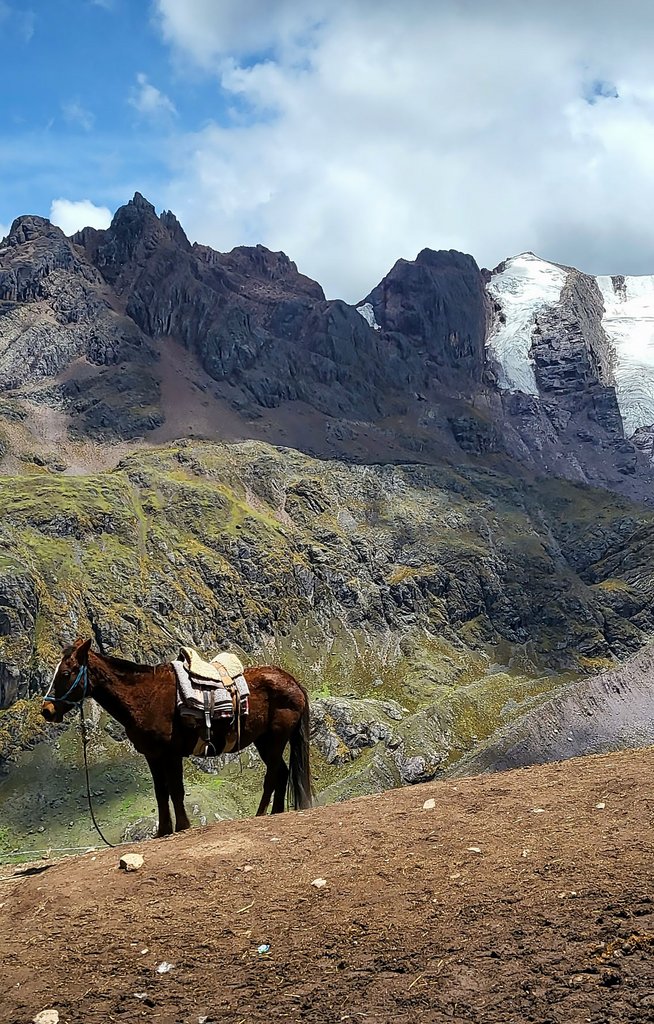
<box><xmin>235</xmin><ymin>684</ymin><xmax>243</xmax><ymax>775</ymax></box>
<box><xmin>79</xmin><ymin>701</ymin><xmax>115</xmax><ymax>849</ymax></box>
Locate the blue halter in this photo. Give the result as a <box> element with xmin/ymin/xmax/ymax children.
<box><xmin>48</xmin><ymin>664</ymin><xmax>89</xmax><ymax>705</ymax></box>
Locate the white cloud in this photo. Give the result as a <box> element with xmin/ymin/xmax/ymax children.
<box><xmin>155</xmin><ymin>1</ymin><xmax>654</xmax><ymax>300</ymax></box>
<box><xmin>129</xmin><ymin>72</ymin><xmax>177</xmax><ymax>119</ymax></box>
<box><xmin>0</xmin><ymin>222</ymin><xmax>10</xmax><ymax>241</ymax></box>
<box><xmin>49</xmin><ymin>198</ymin><xmax>112</xmax><ymax>236</ymax></box>
<box><xmin>62</xmin><ymin>100</ymin><xmax>95</xmax><ymax>132</ymax></box>
<box><xmin>155</xmin><ymin>0</ymin><xmax>326</xmax><ymax>66</ymax></box>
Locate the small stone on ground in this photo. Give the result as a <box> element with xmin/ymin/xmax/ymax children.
<box><xmin>119</xmin><ymin>853</ymin><xmax>144</xmax><ymax>871</ymax></box>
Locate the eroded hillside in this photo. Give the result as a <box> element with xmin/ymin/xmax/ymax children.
<box><xmin>1</xmin><ymin>440</ymin><xmax>654</xmax><ymax>850</ymax></box>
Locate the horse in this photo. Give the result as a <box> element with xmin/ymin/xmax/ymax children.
<box><xmin>41</xmin><ymin>638</ymin><xmax>313</xmax><ymax>837</ymax></box>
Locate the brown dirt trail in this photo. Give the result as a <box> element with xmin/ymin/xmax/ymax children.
<box><xmin>2</xmin><ymin>748</ymin><xmax>654</xmax><ymax>1024</ymax></box>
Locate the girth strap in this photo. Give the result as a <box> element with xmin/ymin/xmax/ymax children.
<box><xmin>203</xmin><ymin>690</ymin><xmax>216</xmax><ymax>757</ymax></box>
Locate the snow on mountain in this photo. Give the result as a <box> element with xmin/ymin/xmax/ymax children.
<box><xmin>596</xmin><ymin>275</ymin><xmax>654</xmax><ymax>436</ymax></box>
<box><xmin>487</xmin><ymin>253</ymin><xmax>654</xmax><ymax>437</ymax></box>
<box><xmin>356</xmin><ymin>302</ymin><xmax>381</xmax><ymax>330</ymax></box>
<box><xmin>486</xmin><ymin>253</ymin><xmax>567</xmax><ymax>396</ymax></box>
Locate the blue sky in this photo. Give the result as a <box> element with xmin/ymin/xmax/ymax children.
<box><xmin>0</xmin><ymin>1</ymin><xmax>222</xmax><ymax>227</ymax></box>
<box><xmin>2</xmin><ymin>1</ymin><xmax>654</xmax><ymax>301</ymax></box>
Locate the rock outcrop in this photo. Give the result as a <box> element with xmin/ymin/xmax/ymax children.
<box><xmin>0</xmin><ymin>214</ymin><xmax>151</xmax><ymax>388</ymax></box>
<box><xmin>362</xmin><ymin>248</ymin><xmax>491</xmax><ymax>392</ymax></box>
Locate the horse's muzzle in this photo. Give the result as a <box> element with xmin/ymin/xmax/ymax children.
<box><xmin>41</xmin><ymin>701</ymin><xmax>63</xmax><ymax>723</ymax></box>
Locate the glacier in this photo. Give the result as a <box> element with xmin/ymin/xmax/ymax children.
<box><xmin>486</xmin><ymin>253</ymin><xmax>567</xmax><ymax>396</ymax></box>
<box><xmin>488</xmin><ymin>253</ymin><xmax>654</xmax><ymax>437</ymax></box>
<box><xmin>596</xmin><ymin>275</ymin><xmax>654</xmax><ymax>436</ymax></box>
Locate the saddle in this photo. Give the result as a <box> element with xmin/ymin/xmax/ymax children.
<box><xmin>173</xmin><ymin>647</ymin><xmax>250</xmax><ymax>757</ymax></box>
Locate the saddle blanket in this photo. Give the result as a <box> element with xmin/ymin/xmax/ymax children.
<box><xmin>173</xmin><ymin>647</ymin><xmax>250</xmax><ymax>722</ymax></box>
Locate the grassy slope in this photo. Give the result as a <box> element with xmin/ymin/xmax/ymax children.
<box><xmin>1</xmin><ymin>440</ymin><xmax>653</xmax><ymax>854</ymax></box>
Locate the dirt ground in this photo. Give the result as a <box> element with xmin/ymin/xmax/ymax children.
<box><xmin>2</xmin><ymin>748</ymin><xmax>654</xmax><ymax>1024</ymax></box>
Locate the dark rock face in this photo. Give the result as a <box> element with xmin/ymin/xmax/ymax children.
<box><xmin>447</xmin><ymin>412</ymin><xmax>504</xmax><ymax>454</ymax></box>
<box><xmin>73</xmin><ymin>195</ymin><xmax>377</xmax><ymax>415</ymax></box>
<box><xmin>531</xmin><ymin>271</ymin><xmax>623</xmax><ymax>435</ymax></box>
<box><xmin>0</xmin><ymin>211</ymin><xmax>153</xmax><ymax>394</ymax></box>
<box><xmin>363</xmin><ymin>248</ymin><xmax>490</xmax><ymax>392</ymax></box>
<box><xmin>69</xmin><ymin>199</ymin><xmax>493</xmax><ymax>421</ymax></box>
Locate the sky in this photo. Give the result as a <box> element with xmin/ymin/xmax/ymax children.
<box><xmin>2</xmin><ymin>1</ymin><xmax>654</xmax><ymax>301</ymax></box>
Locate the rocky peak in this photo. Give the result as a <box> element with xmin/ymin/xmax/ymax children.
<box><xmin>89</xmin><ymin>192</ymin><xmax>172</xmax><ymax>285</ymax></box>
<box><xmin>0</xmin><ymin>204</ymin><xmax>153</xmax><ymax>391</ymax></box>
<box><xmin>217</xmin><ymin>244</ymin><xmax>325</xmax><ymax>302</ymax></box>
<box><xmin>363</xmin><ymin>248</ymin><xmax>490</xmax><ymax>391</ymax></box>
<box><xmin>0</xmin><ymin>216</ymin><xmax>84</xmax><ymax>305</ymax></box>
<box><xmin>5</xmin><ymin>215</ymin><xmax>65</xmax><ymax>248</ymax></box>
<box><xmin>130</xmin><ymin>191</ymin><xmax>156</xmax><ymax>215</ymax></box>
<box><xmin>158</xmin><ymin>209</ymin><xmax>191</xmax><ymax>250</ymax></box>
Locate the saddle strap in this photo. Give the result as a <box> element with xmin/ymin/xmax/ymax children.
<box><xmin>214</xmin><ymin>661</ymin><xmax>233</xmax><ymax>688</ymax></box>
<box><xmin>203</xmin><ymin>690</ymin><xmax>216</xmax><ymax>756</ymax></box>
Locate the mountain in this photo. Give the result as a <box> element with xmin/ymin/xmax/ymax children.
<box><xmin>1</xmin><ymin>195</ymin><xmax>653</xmax><ymax>496</ymax></box>
<box><xmin>1</xmin><ymin>195</ymin><xmax>654</xmax><ymax>848</ymax></box>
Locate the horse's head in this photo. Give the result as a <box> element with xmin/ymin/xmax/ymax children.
<box><xmin>41</xmin><ymin>638</ymin><xmax>93</xmax><ymax>723</ymax></box>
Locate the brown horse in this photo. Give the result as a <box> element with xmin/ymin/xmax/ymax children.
<box><xmin>41</xmin><ymin>639</ymin><xmax>313</xmax><ymax>837</ymax></box>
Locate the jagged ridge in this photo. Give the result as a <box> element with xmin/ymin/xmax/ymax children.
<box><xmin>2</xmin><ymin>194</ymin><xmax>653</xmax><ymax>500</ymax></box>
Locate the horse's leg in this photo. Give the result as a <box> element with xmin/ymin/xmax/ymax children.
<box><xmin>254</xmin><ymin>735</ymin><xmax>286</xmax><ymax>816</ymax></box>
<box><xmin>166</xmin><ymin>755</ymin><xmax>191</xmax><ymax>833</ymax></box>
<box><xmin>146</xmin><ymin>755</ymin><xmax>173</xmax><ymax>837</ymax></box>
<box><xmin>271</xmin><ymin>755</ymin><xmax>289</xmax><ymax>814</ymax></box>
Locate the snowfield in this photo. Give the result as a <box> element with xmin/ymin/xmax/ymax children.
<box><xmin>488</xmin><ymin>254</ymin><xmax>654</xmax><ymax>436</ymax></box>
<box><xmin>596</xmin><ymin>275</ymin><xmax>654</xmax><ymax>436</ymax></box>
<box><xmin>486</xmin><ymin>253</ymin><xmax>567</xmax><ymax>396</ymax></box>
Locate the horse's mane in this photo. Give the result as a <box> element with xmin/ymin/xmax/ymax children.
<box><xmin>95</xmin><ymin>651</ymin><xmax>160</xmax><ymax>674</ymax></box>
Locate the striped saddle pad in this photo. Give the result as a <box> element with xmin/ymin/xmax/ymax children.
<box><xmin>173</xmin><ymin>647</ymin><xmax>250</xmax><ymax>721</ymax></box>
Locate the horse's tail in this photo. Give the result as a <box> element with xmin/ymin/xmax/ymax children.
<box><xmin>288</xmin><ymin>683</ymin><xmax>313</xmax><ymax>811</ymax></box>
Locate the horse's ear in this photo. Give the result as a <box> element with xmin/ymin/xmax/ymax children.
<box><xmin>75</xmin><ymin>638</ymin><xmax>93</xmax><ymax>662</ymax></box>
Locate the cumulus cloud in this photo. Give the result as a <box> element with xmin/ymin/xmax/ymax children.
<box><xmin>49</xmin><ymin>198</ymin><xmax>112</xmax><ymax>235</ymax></box>
<box><xmin>154</xmin><ymin>0</ymin><xmax>654</xmax><ymax>300</ymax></box>
<box><xmin>129</xmin><ymin>72</ymin><xmax>177</xmax><ymax>119</ymax></box>
<box><xmin>155</xmin><ymin>0</ymin><xmax>326</xmax><ymax>66</ymax></box>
